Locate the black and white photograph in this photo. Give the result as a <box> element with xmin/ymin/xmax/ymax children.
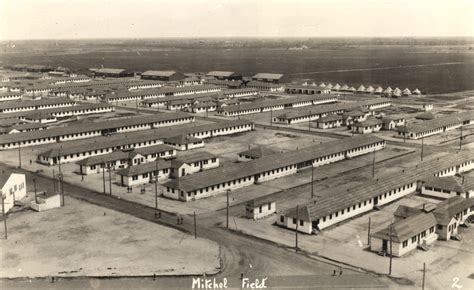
<box><xmin>0</xmin><ymin>0</ymin><xmax>473</xmax><ymax>289</ymax></box>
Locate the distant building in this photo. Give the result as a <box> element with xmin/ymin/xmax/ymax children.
<box><xmin>92</xmin><ymin>68</ymin><xmax>134</xmax><ymax>78</ymax></box>
<box><xmin>0</xmin><ymin>173</ymin><xmax>27</xmax><ymax>214</ymax></box>
<box><xmin>313</xmin><ymin>115</ymin><xmax>344</xmax><ymax>129</ymax></box>
<box><xmin>206</xmin><ymin>71</ymin><xmax>242</xmax><ymax>81</ymax></box>
<box><xmin>252</xmin><ymin>73</ymin><xmax>285</xmax><ymax>84</ymax></box>
<box><xmin>140</xmin><ymin>71</ymin><xmax>186</xmax><ymax>81</ymax></box>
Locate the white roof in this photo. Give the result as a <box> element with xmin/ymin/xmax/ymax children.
<box><xmin>413</xmin><ymin>88</ymin><xmax>421</xmax><ymax>94</ymax></box>
<box><xmin>357</xmin><ymin>85</ymin><xmax>366</xmax><ymax>91</ymax></box>
<box><xmin>402</xmin><ymin>88</ymin><xmax>412</xmax><ymax>95</ymax></box>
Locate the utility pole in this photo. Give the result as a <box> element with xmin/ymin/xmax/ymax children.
<box><xmin>136</xmin><ymin>98</ymin><xmax>139</xmax><ymax>114</ymax></box>
<box><xmin>18</xmin><ymin>142</ymin><xmax>21</xmax><ymax>168</ymax></box>
<box><xmin>60</xmin><ymin>174</ymin><xmax>65</xmax><ymax>206</ymax></box>
<box><xmin>422</xmin><ymin>262</ymin><xmax>426</xmax><ymax>290</ymax></box>
<box><xmin>295</xmin><ymin>205</ymin><xmax>299</xmax><ymax>251</ymax></box>
<box><xmin>108</xmin><ymin>165</ymin><xmax>112</xmax><ymax>196</ymax></box>
<box><xmin>194</xmin><ymin>211</ymin><xmax>197</xmax><ymax>239</ymax></box>
<box><xmin>459</xmin><ymin>126</ymin><xmax>463</xmax><ymax>150</ymax></box>
<box><xmin>33</xmin><ymin>178</ymin><xmax>38</xmax><ymax>204</ymax></box>
<box><xmin>53</xmin><ymin>168</ymin><xmax>56</xmax><ymax>194</ymax></box>
<box><xmin>154</xmin><ymin>158</ymin><xmax>159</xmax><ymax>211</ymax></box>
<box><xmin>367</xmin><ymin>217</ymin><xmax>371</xmax><ymax>246</ymax></box>
<box><xmin>308</xmin><ymin>111</ymin><xmax>312</xmax><ymax>131</ymax></box>
<box><xmin>421</xmin><ymin>135</ymin><xmax>424</xmax><ymax>161</ymax></box>
<box><xmin>372</xmin><ymin>149</ymin><xmax>376</xmax><ymax>178</ymax></box>
<box><xmin>270</xmin><ymin>108</ymin><xmax>273</xmax><ymax>126</ymax></box>
<box><xmin>58</xmin><ymin>146</ymin><xmax>62</xmax><ymax>174</ymax></box>
<box><xmin>389</xmin><ymin>221</ymin><xmax>393</xmax><ymax>275</ymax></box>
<box><xmin>1</xmin><ymin>195</ymin><xmax>7</xmax><ymax>240</ymax></box>
<box><xmin>403</xmin><ymin>120</ymin><xmax>407</xmax><ymax>143</ymax></box>
<box><xmin>311</xmin><ymin>165</ymin><xmax>314</xmax><ymax>198</ymax></box>
<box><xmin>226</xmin><ymin>189</ymin><xmax>230</xmax><ymax>229</ymax></box>
<box><xmin>102</xmin><ymin>164</ymin><xmax>106</xmax><ymax>194</ymax></box>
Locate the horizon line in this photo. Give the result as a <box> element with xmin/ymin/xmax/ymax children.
<box><xmin>1</xmin><ymin>36</ymin><xmax>474</xmax><ymax>42</ymax></box>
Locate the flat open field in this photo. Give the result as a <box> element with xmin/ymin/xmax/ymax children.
<box><xmin>0</xmin><ymin>197</ymin><xmax>220</xmax><ymax>278</ymax></box>
<box><xmin>1</xmin><ymin>38</ymin><xmax>474</xmax><ymax>93</ymax></box>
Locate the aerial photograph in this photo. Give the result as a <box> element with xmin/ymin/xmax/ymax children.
<box><xmin>0</xmin><ymin>0</ymin><xmax>473</xmax><ymax>289</ymax></box>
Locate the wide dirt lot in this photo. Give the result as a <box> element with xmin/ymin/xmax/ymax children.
<box><xmin>0</xmin><ymin>197</ymin><xmax>220</xmax><ymax>278</ymax></box>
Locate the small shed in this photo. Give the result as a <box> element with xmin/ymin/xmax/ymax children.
<box><xmin>245</xmin><ymin>198</ymin><xmax>276</xmax><ymax>220</ymax></box>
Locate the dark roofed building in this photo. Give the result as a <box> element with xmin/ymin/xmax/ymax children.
<box><xmin>206</xmin><ymin>71</ymin><xmax>242</xmax><ymax>81</ymax></box>
<box><xmin>141</xmin><ymin>71</ymin><xmax>186</xmax><ymax>81</ymax></box>
<box><xmin>252</xmin><ymin>73</ymin><xmax>285</xmax><ymax>84</ymax></box>
<box><xmin>92</xmin><ymin>68</ymin><xmax>134</xmax><ymax>78</ymax></box>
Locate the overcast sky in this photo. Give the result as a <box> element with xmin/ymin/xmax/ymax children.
<box><xmin>0</xmin><ymin>0</ymin><xmax>473</xmax><ymax>40</ymax></box>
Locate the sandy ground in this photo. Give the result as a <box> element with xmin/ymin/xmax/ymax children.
<box><xmin>225</xmin><ymin>193</ymin><xmax>474</xmax><ymax>290</ymax></box>
<box><xmin>0</xmin><ymin>197</ymin><xmax>220</xmax><ymax>278</ymax></box>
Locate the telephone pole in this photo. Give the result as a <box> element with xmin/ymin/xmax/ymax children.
<box><xmin>421</xmin><ymin>135</ymin><xmax>424</xmax><ymax>161</ymax></box>
<box><xmin>102</xmin><ymin>164</ymin><xmax>106</xmax><ymax>194</ymax></box>
<box><xmin>194</xmin><ymin>211</ymin><xmax>197</xmax><ymax>239</ymax></box>
<box><xmin>1</xmin><ymin>195</ymin><xmax>7</xmax><ymax>240</ymax></box>
<box><xmin>108</xmin><ymin>165</ymin><xmax>112</xmax><ymax>196</ymax></box>
<box><xmin>18</xmin><ymin>143</ymin><xmax>21</xmax><ymax>168</ymax></box>
<box><xmin>389</xmin><ymin>221</ymin><xmax>393</xmax><ymax>275</ymax></box>
<box><xmin>270</xmin><ymin>108</ymin><xmax>273</xmax><ymax>126</ymax></box>
<box><xmin>422</xmin><ymin>262</ymin><xmax>426</xmax><ymax>290</ymax></box>
<box><xmin>308</xmin><ymin>111</ymin><xmax>312</xmax><ymax>131</ymax></box>
<box><xmin>154</xmin><ymin>158</ymin><xmax>159</xmax><ymax>211</ymax></box>
<box><xmin>295</xmin><ymin>205</ymin><xmax>299</xmax><ymax>251</ymax></box>
<box><xmin>33</xmin><ymin>178</ymin><xmax>38</xmax><ymax>204</ymax></box>
<box><xmin>459</xmin><ymin>126</ymin><xmax>463</xmax><ymax>150</ymax></box>
<box><xmin>226</xmin><ymin>189</ymin><xmax>230</xmax><ymax>229</ymax></box>
<box><xmin>53</xmin><ymin>168</ymin><xmax>56</xmax><ymax>194</ymax></box>
<box><xmin>372</xmin><ymin>149</ymin><xmax>376</xmax><ymax>178</ymax></box>
<box><xmin>311</xmin><ymin>165</ymin><xmax>314</xmax><ymax>198</ymax></box>
<box><xmin>367</xmin><ymin>217</ymin><xmax>371</xmax><ymax>246</ymax></box>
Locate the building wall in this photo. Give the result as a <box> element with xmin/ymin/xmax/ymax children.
<box><xmin>0</xmin><ymin>173</ymin><xmax>27</xmax><ymax>214</ymax></box>
<box><xmin>246</xmin><ymin>202</ymin><xmax>276</xmax><ymax>220</ymax></box>
<box><xmin>421</xmin><ymin>185</ymin><xmax>465</xmax><ymax>199</ymax></box>
<box><xmin>120</xmin><ymin>168</ymin><xmax>170</xmax><ymax>187</ymax></box>
<box><xmin>318</xmin><ymin>199</ymin><xmax>374</xmax><ymax>230</ymax></box>
<box><xmin>255</xmin><ymin>165</ymin><xmax>297</xmax><ymax>183</ymax></box>
<box><xmin>30</xmin><ymin>194</ymin><xmax>61</xmax><ymax>212</ymax></box>
<box><xmin>276</xmin><ymin>215</ymin><xmax>312</xmax><ymax>234</ymax></box>
<box><xmin>370</xmin><ymin>228</ymin><xmax>437</xmax><ymax>257</ymax></box>
<box><xmin>165</xmin><ymin>176</ymin><xmax>256</xmax><ymax>201</ymax></box>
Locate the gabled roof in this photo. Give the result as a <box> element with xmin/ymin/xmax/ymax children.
<box><xmin>175</xmin><ymin>151</ymin><xmax>216</xmax><ymax>164</ymax></box>
<box><xmin>433</xmin><ymin>196</ymin><xmax>474</xmax><ymax>225</ymax></box>
<box><xmin>252</xmin><ymin>73</ymin><xmax>284</xmax><ymax>80</ymax></box>
<box><xmin>165</xmin><ymin>134</ymin><xmax>202</xmax><ymax>145</ymax></box>
<box><xmin>372</xmin><ymin>213</ymin><xmax>437</xmax><ymax>243</ymax></box>
<box><xmin>96</xmin><ymin>68</ymin><xmax>126</xmax><ymax>74</ymax></box>
<box><xmin>415</xmin><ymin>112</ymin><xmax>435</xmax><ymax>120</ymax></box>
<box><xmin>283</xmin><ymin>205</ymin><xmax>312</xmax><ymax>222</ymax></box>
<box><xmin>206</xmin><ymin>71</ymin><xmax>238</xmax><ymax>78</ymax></box>
<box><xmin>315</xmin><ymin>114</ymin><xmax>343</xmax><ymax>123</ymax></box>
<box><xmin>422</xmin><ymin>176</ymin><xmax>464</xmax><ymax>193</ymax></box>
<box><xmin>352</xmin><ymin>118</ymin><xmax>383</xmax><ymax>127</ymax></box>
<box><xmin>115</xmin><ymin>159</ymin><xmax>171</xmax><ymax>177</ymax></box>
<box><xmin>238</xmin><ymin>146</ymin><xmax>278</xmax><ymax>159</ymax></box>
<box><xmin>141</xmin><ymin>71</ymin><xmax>178</xmax><ymax>77</ymax></box>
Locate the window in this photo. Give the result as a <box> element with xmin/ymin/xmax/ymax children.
<box><xmin>437</xmin><ymin>225</ymin><xmax>442</xmax><ymax>230</ymax></box>
<box><xmin>402</xmin><ymin>240</ymin><xmax>408</xmax><ymax>248</ymax></box>
<box><xmin>412</xmin><ymin>236</ymin><xmax>417</xmax><ymax>243</ymax></box>
<box><xmin>280</xmin><ymin>216</ymin><xmax>284</xmax><ymax>223</ymax></box>
<box><xmin>292</xmin><ymin>218</ymin><xmax>297</xmax><ymax>224</ymax></box>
